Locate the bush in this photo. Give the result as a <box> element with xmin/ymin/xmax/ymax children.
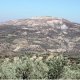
<box><xmin>62</xmin><ymin>64</ymin><xmax>80</xmax><ymax>79</ymax></box>
<box><xmin>0</xmin><ymin>54</ymin><xmax>80</xmax><ymax>79</ymax></box>
<box><xmin>30</xmin><ymin>60</ymin><xmax>49</xmax><ymax>79</ymax></box>
<box><xmin>0</xmin><ymin>56</ymin><xmax>49</xmax><ymax>79</ymax></box>
<box><xmin>46</xmin><ymin>55</ymin><xmax>65</xmax><ymax>79</ymax></box>
<box><xmin>15</xmin><ymin>56</ymin><xmax>49</xmax><ymax>79</ymax></box>
<box><xmin>0</xmin><ymin>59</ymin><xmax>17</xmax><ymax>79</ymax></box>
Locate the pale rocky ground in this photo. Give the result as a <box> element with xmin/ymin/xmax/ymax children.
<box><xmin>0</xmin><ymin>16</ymin><xmax>80</xmax><ymax>57</ymax></box>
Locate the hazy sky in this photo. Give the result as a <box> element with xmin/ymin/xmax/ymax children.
<box><xmin>0</xmin><ymin>0</ymin><xmax>80</xmax><ymax>22</ymax></box>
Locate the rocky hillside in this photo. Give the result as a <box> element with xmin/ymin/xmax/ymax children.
<box><xmin>0</xmin><ymin>16</ymin><xmax>80</xmax><ymax>57</ymax></box>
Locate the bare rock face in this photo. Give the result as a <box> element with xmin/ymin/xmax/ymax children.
<box><xmin>0</xmin><ymin>16</ymin><xmax>80</xmax><ymax>57</ymax></box>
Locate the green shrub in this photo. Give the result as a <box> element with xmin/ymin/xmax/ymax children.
<box><xmin>46</xmin><ymin>55</ymin><xmax>65</xmax><ymax>79</ymax></box>
<box><xmin>62</xmin><ymin>65</ymin><xmax>80</xmax><ymax>79</ymax></box>
<box><xmin>0</xmin><ymin>54</ymin><xmax>80</xmax><ymax>79</ymax></box>
<box><xmin>0</xmin><ymin>59</ymin><xmax>17</xmax><ymax>79</ymax></box>
<box><xmin>30</xmin><ymin>60</ymin><xmax>49</xmax><ymax>79</ymax></box>
<box><xmin>16</xmin><ymin>57</ymin><xmax>34</xmax><ymax>79</ymax></box>
<box><xmin>16</xmin><ymin>57</ymin><xmax>49</xmax><ymax>79</ymax></box>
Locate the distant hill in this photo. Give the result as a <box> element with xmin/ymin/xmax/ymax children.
<box><xmin>0</xmin><ymin>16</ymin><xmax>80</xmax><ymax>57</ymax></box>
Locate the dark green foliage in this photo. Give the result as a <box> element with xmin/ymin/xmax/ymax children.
<box><xmin>46</xmin><ymin>55</ymin><xmax>64</xmax><ymax>79</ymax></box>
<box><xmin>0</xmin><ymin>54</ymin><xmax>80</xmax><ymax>79</ymax></box>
